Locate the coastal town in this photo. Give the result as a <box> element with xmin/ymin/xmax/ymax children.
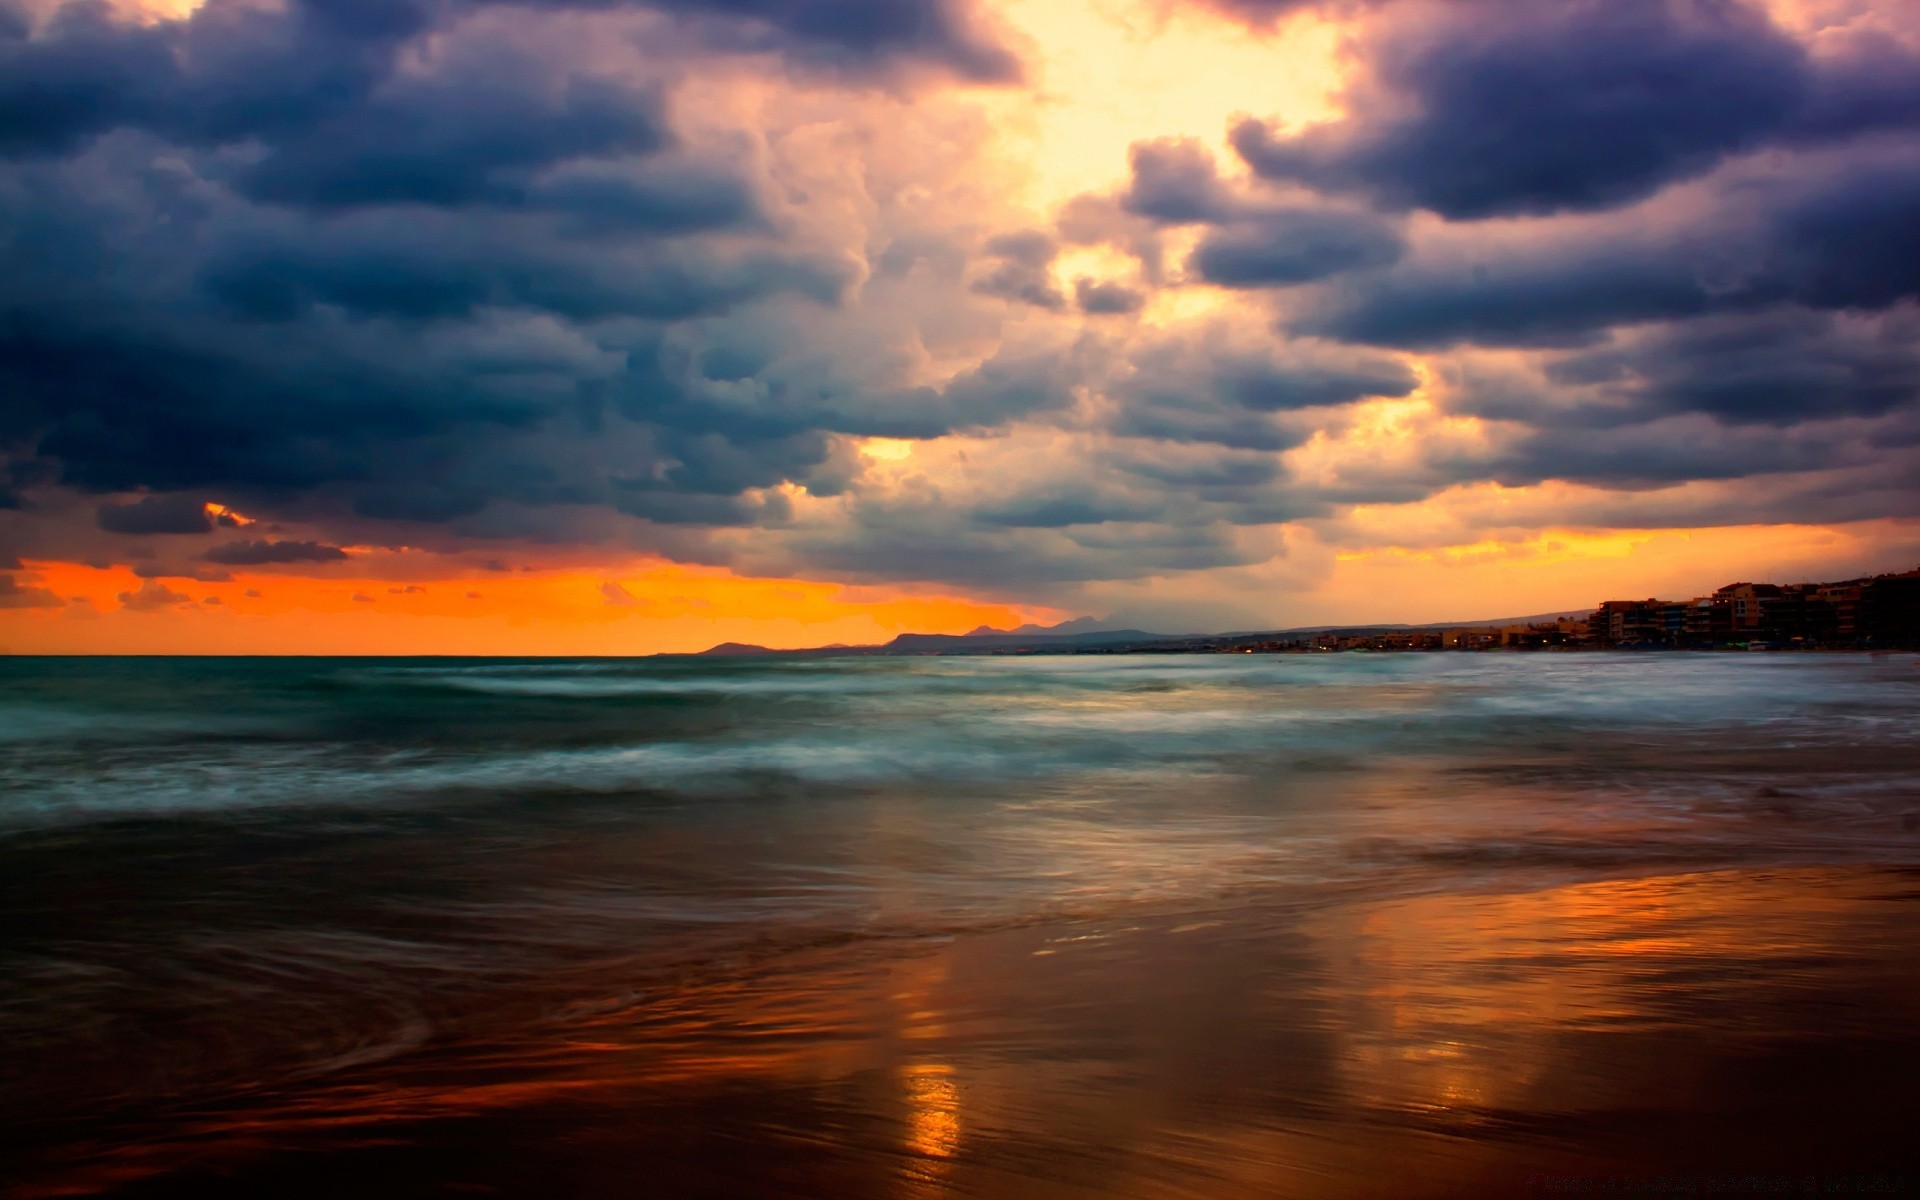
<box><xmin>1225</xmin><ymin>567</ymin><xmax>1920</xmax><ymax>654</ymax></box>
<box><xmin>699</xmin><ymin>566</ymin><xmax>1920</xmax><ymax>658</ymax></box>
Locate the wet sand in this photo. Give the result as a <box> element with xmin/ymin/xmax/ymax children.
<box><xmin>9</xmin><ymin>862</ymin><xmax>1920</xmax><ymax>1199</ymax></box>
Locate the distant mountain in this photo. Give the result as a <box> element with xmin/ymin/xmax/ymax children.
<box><xmin>965</xmin><ymin>616</ymin><xmax>1118</xmax><ymax>638</ymax></box>
<box><xmin>698</xmin><ymin>642</ymin><xmax>774</xmax><ymax>656</ymax></box>
<box><xmin>691</xmin><ymin>609</ymin><xmax>1593</xmax><ymax>658</ymax></box>
<box><xmin>886</xmin><ymin>627</ymin><xmax>1165</xmax><ymax>652</ymax></box>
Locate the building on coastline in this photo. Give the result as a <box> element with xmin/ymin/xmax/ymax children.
<box><xmin>1585</xmin><ymin>568</ymin><xmax>1920</xmax><ymax>649</ymax></box>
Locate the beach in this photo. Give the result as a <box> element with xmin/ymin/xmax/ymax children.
<box><xmin>4</xmin><ymin>654</ymin><xmax>1919</xmax><ymax>1197</ymax></box>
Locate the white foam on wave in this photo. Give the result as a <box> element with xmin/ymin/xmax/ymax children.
<box><xmin>6</xmin><ymin>654</ymin><xmax>1917</xmax><ymax>831</ymax></box>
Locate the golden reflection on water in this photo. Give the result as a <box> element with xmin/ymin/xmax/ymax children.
<box><xmin>1314</xmin><ymin>869</ymin><xmax>1917</xmax><ymax>1128</ymax></box>
<box><xmin>13</xmin><ymin>867</ymin><xmax>1920</xmax><ymax>1200</ymax></box>
<box><xmin>901</xmin><ymin>1062</ymin><xmax>961</xmax><ymax>1159</ymax></box>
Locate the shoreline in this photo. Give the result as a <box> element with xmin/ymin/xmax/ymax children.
<box><xmin>8</xmin><ymin>860</ymin><xmax>1920</xmax><ymax>1199</ymax></box>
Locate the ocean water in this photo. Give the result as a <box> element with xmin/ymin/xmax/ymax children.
<box><xmin>3</xmin><ymin>653</ymin><xmax>1920</xmax><ymax>1198</ymax></box>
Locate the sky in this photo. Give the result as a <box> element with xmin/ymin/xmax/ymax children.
<box><xmin>2</xmin><ymin>0</ymin><xmax>1918</xmax><ymax>653</ymax></box>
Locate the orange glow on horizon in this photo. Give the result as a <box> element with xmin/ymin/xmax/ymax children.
<box><xmin>0</xmin><ymin>559</ymin><xmax>1058</xmax><ymax>656</ymax></box>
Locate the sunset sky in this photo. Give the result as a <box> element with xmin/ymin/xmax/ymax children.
<box><xmin>3</xmin><ymin>0</ymin><xmax>1918</xmax><ymax>653</ymax></box>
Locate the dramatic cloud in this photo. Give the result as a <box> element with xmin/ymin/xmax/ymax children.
<box><xmin>1227</xmin><ymin>0</ymin><xmax>1917</xmax><ymax>220</ymax></box>
<box><xmin>1121</xmin><ymin>137</ymin><xmax>1232</xmax><ymax>223</ymax></box>
<box><xmin>96</xmin><ymin>495</ymin><xmax>214</xmax><ymax>534</ymax></box>
<box><xmin>1297</xmin><ymin>143</ymin><xmax>1920</xmax><ymax>349</ymax></box>
<box><xmin>1074</xmin><ymin>277</ymin><xmax>1144</xmax><ymax>315</ymax></box>
<box><xmin>2</xmin><ymin>0</ymin><xmax>1917</xmax><ymax>646</ymax></box>
<box><xmin>1190</xmin><ymin>205</ymin><xmax>1404</xmax><ymax>287</ymax></box>
<box><xmin>971</xmin><ymin>231</ymin><xmax>1066</xmax><ymax>309</ymax></box>
<box><xmin>1111</xmin><ymin>327</ymin><xmax>1417</xmax><ymax>449</ymax></box>
<box><xmin>1543</xmin><ymin>308</ymin><xmax>1920</xmax><ymax>427</ymax></box>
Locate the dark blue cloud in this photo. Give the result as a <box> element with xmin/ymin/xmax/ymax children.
<box><xmin>1232</xmin><ymin>0</ymin><xmax>1812</xmax><ymax>219</ymax></box>
<box><xmin>232</xmin><ymin>67</ymin><xmax>668</xmax><ymax>210</ymax></box>
<box><xmin>777</xmin><ymin>502</ymin><xmax>1263</xmax><ymax>587</ymax></box>
<box><xmin>533</xmin><ymin>162</ymin><xmax>760</xmax><ymax>236</ymax></box>
<box><xmin>1772</xmin><ymin>156</ymin><xmax>1920</xmax><ymax>311</ymax></box>
<box><xmin>971</xmin><ymin>486</ymin><xmax>1163</xmax><ymax>529</ymax></box>
<box><xmin>1489</xmin><ymin>424</ymin><xmax>1862</xmax><ymax>490</ymax></box>
<box><xmin>971</xmin><ymin>231</ymin><xmax>1066</xmax><ymax>309</ymax></box>
<box><xmin>1418</xmin><ymin>307</ymin><xmax>1920</xmax><ymax>494</ymax></box>
<box><xmin>0</xmin><ymin>0</ymin><xmax>1015</xmax><ymax>166</ymax></box>
<box><xmin>203</xmin><ymin>538</ymin><xmax>350</xmax><ymax>564</ymax></box>
<box><xmin>1074</xmin><ymin>278</ymin><xmax>1143</xmax><ymax>315</ymax></box>
<box><xmin>1111</xmin><ymin>335</ymin><xmax>1417</xmax><ymax>450</ymax></box>
<box><xmin>1190</xmin><ymin>206</ymin><xmax>1404</xmax><ymax>287</ymax></box>
<box><xmin>0</xmin><ymin>0</ymin><xmax>424</xmax><ymax>158</ymax></box>
<box><xmin>5</xmin><ymin>0</ymin><xmax>1920</xmax><ymax>597</ymax></box>
<box><xmin>199</xmin><ymin>215</ymin><xmax>846</xmax><ymax>322</ymax></box>
<box><xmin>640</xmin><ymin>0</ymin><xmax>1019</xmax><ymax>80</ymax></box>
<box><xmin>0</xmin><ymin>2</ymin><xmax>176</xmax><ymax>157</ymax></box>
<box><xmin>1306</xmin><ymin>250</ymin><xmax>1715</xmax><ymax>349</ymax></box>
<box><xmin>96</xmin><ymin>494</ymin><xmax>214</xmax><ymax>534</ymax></box>
<box><xmin>1303</xmin><ymin>148</ymin><xmax>1920</xmax><ymax>348</ymax></box>
<box><xmin>10</xmin><ymin>155</ymin><xmax>1261</xmax><ymax>576</ymax></box>
<box><xmin>1543</xmin><ymin>309</ymin><xmax>1920</xmax><ymax>427</ymax></box>
<box><xmin>1121</xmin><ymin>138</ymin><xmax>1231</xmax><ymax>224</ymax></box>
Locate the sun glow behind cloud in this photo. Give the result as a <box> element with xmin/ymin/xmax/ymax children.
<box><xmin>2</xmin><ymin>0</ymin><xmax>1918</xmax><ymax>652</ymax></box>
<box><xmin>981</xmin><ymin>0</ymin><xmax>1343</xmax><ymax>212</ymax></box>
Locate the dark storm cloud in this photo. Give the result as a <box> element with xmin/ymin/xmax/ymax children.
<box><xmin>0</xmin><ymin>0</ymin><xmax>885</xmax><ymax>536</ymax></box>
<box><xmin>780</xmin><ymin>504</ymin><xmax>1263</xmax><ymax>587</ymax></box>
<box><xmin>532</xmin><ymin>161</ymin><xmax>761</xmax><ymax>236</ymax></box>
<box><xmin>96</xmin><ymin>494</ymin><xmax>213</xmax><ymax>534</ymax></box>
<box><xmin>1095</xmin><ymin>131</ymin><xmax>1409</xmax><ymax>289</ymax></box>
<box><xmin>1771</xmin><ymin>154</ymin><xmax>1920</xmax><ymax>311</ymax></box>
<box><xmin>639</xmin><ymin>0</ymin><xmax>1020</xmax><ymax>80</ymax></box>
<box><xmin>971</xmin><ymin>231</ymin><xmax>1066</xmax><ymax>309</ymax></box>
<box><xmin>1231</xmin><ymin>0</ymin><xmax>1818</xmax><ymax>220</ymax></box>
<box><xmin>1120</xmin><ymin>138</ymin><xmax>1231</xmax><ymax>224</ymax></box>
<box><xmin>1074</xmin><ymin>278</ymin><xmax>1144</xmax><ymax>315</ymax></box>
<box><xmin>972</xmin><ymin>485</ymin><xmax>1164</xmax><ymax>529</ymax></box>
<box><xmin>6</xmin><ymin>0</ymin><xmax>1920</xmax><ymax>603</ymax></box>
<box><xmin>1304</xmin><ymin>145</ymin><xmax>1920</xmax><ymax>349</ymax></box>
<box><xmin>0</xmin><ymin>307</ymin><xmax>552</xmax><ymax>496</ymax></box>
<box><xmin>1304</xmin><ymin>248</ymin><xmax>1712</xmax><ymax>349</ymax></box>
<box><xmin>198</xmin><ymin>213</ymin><xmax>845</xmax><ymax>322</ymax></box>
<box><xmin>0</xmin><ymin>0</ymin><xmax>1015</xmax><ymax>164</ymax></box>
<box><xmin>229</xmin><ymin>58</ymin><xmax>669</xmax><ymax>211</ymax></box>
<box><xmin>1470</xmin><ymin>416</ymin><xmax>1876</xmax><ymax>491</ymax></box>
<box><xmin>1188</xmin><ymin>0</ymin><xmax>1392</xmax><ymax>18</ymax></box>
<box><xmin>1</xmin><ymin>0</ymin><xmax>426</xmax><ymax>158</ymax></box>
<box><xmin>1795</xmin><ymin>27</ymin><xmax>1920</xmax><ymax>142</ymax></box>
<box><xmin>1544</xmin><ymin>309</ymin><xmax>1920</xmax><ymax>427</ymax></box>
<box><xmin>0</xmin><ymin>4</ymin><xmax>187</xmax><ymax>158</ymax></box>
<box><xmin>1590</xmin><ymin>460</ymin><xmax>1920</xmax><ymax>528</ymax></box>
<box><xmin>203</xmin><ymin>539</ymin><xmax>351</xmax><ymax>564</ymax></box>
<box><xmin>1190</xmin><ymin>206</ymin><xmax>1405</xmax><ymax>287</ymax></box>
<box><xmin>1111</xmin><ymin>334</ymin><xmax>1416</xmax><ymax>450</ymax></box>
<box><xmin>1414</xmin><ymin>309</ymin><xmax>1920</xmax><ymax>493</ymax></box>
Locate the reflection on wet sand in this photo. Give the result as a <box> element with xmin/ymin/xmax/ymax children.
<box><xmin>7</xmin><ymin>657</ymin><xmax>1920</xmax><ymax>1197</ymax></box>
<box><xmin>10</xmin><ymin>864</ymin><xmax>1920</xmax><ymax>1199</ymax></box>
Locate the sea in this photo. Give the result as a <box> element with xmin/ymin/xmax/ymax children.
<box><xmin>3</xmin><ymin>652</ymin><xmax>1919</xmax><ymax>1198</ymax></box>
